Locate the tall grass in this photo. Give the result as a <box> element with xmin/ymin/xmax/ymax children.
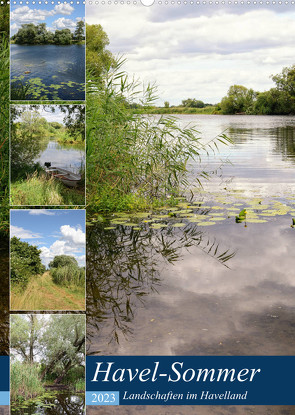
<box><xmin>11</xmin><ymin>361</ymin><xmax>44</xmax><ymax>402</ymax></box>
<box><xmin>87</xmin><ymin>57</ymin><xmax>231</xmax><ymax>213</ymax></box>
<box><xmin>51</xmin><ymin>265</ymin><xmax>85</xmax><ymax>287</ymax></box>
<box><xmin>10</xmin><ymin>172</ymin><xmax>85</xmax><ymax>206</ymax></box>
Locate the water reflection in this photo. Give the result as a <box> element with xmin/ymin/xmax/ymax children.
<box><xmin>35</xmin><ymin>140</ymin><xmax>85</xmax><ymax>174</ymax></box>
<box><xmin>12</xmin><ymin>393</ymin><xmax>84</xmax><ymax>415</ymax></box>
<box><xmin>87</xmin><ymin>222</ymin><xmax>236</xmax><ymax>354</ymax></box>
<box><xmin>0</xmin><ymin>237</ymin><xmax>9</xmax><ymax>356</ymax></box>
<box><xmin>87</xmin><ymin>214</ymin><xmax>295</xmax><ymax>356</ymax></box>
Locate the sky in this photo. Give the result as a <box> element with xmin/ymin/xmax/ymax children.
<box><xmin>14</xmin><ymin>105</ymin><xmax>65</xmax><ymax>124</ymax></box>
<box><xmin>10</xmin><ymin>3</ymin><xmax>85</xmax><ymax>36</ymax></box>
<box><xmin>10</xmin><ymin>209</ymin><xmax>85</xmax><ymax>267</ymax></box>
<box><xmin>86</xmin><ymin>3</ymin><xmax>295</xmax><ymax>105</ymax></box>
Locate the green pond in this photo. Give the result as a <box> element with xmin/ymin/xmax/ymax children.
<box><xmin>87</xmin><ymin>115</ymin><xmax>295</xmax><ymax>357</ymax></box>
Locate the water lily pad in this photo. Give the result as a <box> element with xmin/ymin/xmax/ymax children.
<box><xmin>172</xmin><ymin>223</ymin><xmax>186</xmax><ymax>227</ymax></box>
<box><xmin>198</xmin><ymin>221</ymin><xmax>216</xmax><ymax>226</ymax></box>
<box><xmin>104</xmin><ymin>226</ymin><xmax>116</xmax><ymax>230</ymax></box>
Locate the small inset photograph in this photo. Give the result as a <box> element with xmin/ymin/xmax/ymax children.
<box><xmin>10</xmin><ymin>314</ymin><xmax>85</xmax><ymax>415</ymax></box>
<box><xmin>10</xmin><ymin>209</ymin><xmax>85</xmax><ymax>311</ymax></box>
<box><xmin>10</xmin><ymin>105</ymin><xmax>85</xmax><ymax>206</ymax></box>
<box><xmin>10</xmin><ymin>3</ymin><xmax>85</xmax><ymax>100</ymax></box>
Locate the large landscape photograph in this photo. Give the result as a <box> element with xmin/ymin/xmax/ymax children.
<box><xmin>10</xmin><ymin>3</ymin><xmax>85</xmax><ymax>100</ymax></box>
<box><xmin>85</xmin><ymin>4</ymin><xmax>295</xmax><ymax>414</ymax></box>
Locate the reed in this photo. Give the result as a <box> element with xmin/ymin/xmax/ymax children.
<box><xmin>51</xmin><ymin>264</ymin><xmax>85</xmax><ymax>287</ymax></box>
<box><xmin>11</xmin><ymin>361</ymin><xmax>44</xmax><ymax>402</ymax></box>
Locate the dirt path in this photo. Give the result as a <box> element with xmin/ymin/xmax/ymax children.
<box><xmin>11</xmin><ymin>271</ymin><xmax>85</xmax><ymax>311</ymax></box>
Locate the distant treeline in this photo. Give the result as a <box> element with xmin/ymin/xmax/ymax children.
<box><xmin>11</xmin><ymin>21</ymin><xmax>85</xmax><ymax>45</ymax></box>
<box><xmin>133</xmin><ymin>65</ymin><xmax>295</xmax><ymax>116</ymax></box>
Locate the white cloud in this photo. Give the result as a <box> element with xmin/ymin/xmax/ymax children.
<box><xmin>86</xmin><ymin>5</ymin><xmax>295</xmax><ymax>103</ymax></box>
<box><xmin>52</xmin><ymin>17</ymin><xmax>76</xmax><ymax>31</ymax></box>
<box><xmin>39</xmin><ymin>225</ymin><xmax>85</xmax><ymax>267</ymax></box>
<box><xmin>11</xmin><ymin>4</ymin><xmax>75</xmax><ymax>29</ymax></box>
<box><xmin>10</xmin><ymin>225</ymin><xmax>41</xmax><ymax>239</ymax></box>
<box><xmin>53</xmin><ymin>4</ymin><xmax>75</xmax><ymax>16</ymax></box>
<box><xmin>29</xmin><ymin>209</ymin><xmax>55</xmax><ymax>216</ymax></box>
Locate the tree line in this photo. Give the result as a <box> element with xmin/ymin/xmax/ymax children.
<box><xmin>11</xmin><ymin>21</ymin><xmax>85</xmax><ymax>45</ymax></box>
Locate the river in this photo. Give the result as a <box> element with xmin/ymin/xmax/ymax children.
<box><xmin>10</xmin><ymin>44</ymin><xmax>85</xmax><ymax>100</ymax></box>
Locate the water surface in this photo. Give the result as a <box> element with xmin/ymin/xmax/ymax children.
<box><xmin>35</xmin><ymin>139</ymin><xmax>85</xmax><ymax>174</ymax></box>
<box><xmin>87</xmin><ymin>115</ymin><xmax>295</xmax><ymax>358</ymax></box>
<box><xmin>10</xmin><ymin>44</ymin><xmax>85</xmax><ymax>100</ymax></box>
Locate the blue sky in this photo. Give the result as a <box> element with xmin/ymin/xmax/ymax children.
<box><xmin>87</xmin><ymin>3</ymin><xmax>295</xmax><ymax>105</ymax></box>
<box><xmin>10</xmin><ymin>209</ymin><xmax>85</xmax><ymax>267</ymax></box>
<box><xmin>11</xmin><ymin>3</ymin><xmax>85</xmax><ymax>36</ymax></box>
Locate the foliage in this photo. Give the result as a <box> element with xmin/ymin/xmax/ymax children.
<box><xmin>11</xmin><ymin>315</ymin><xmax>44</xmax><ymax>362</ymax></box>
<box><xmin>10</xmin><ymin>110</ymin><xmax>47</xmax><ymax>170</ymax></box>
<box><xmin>220</xmin><ymin>85</ymin><xmax>256</xmax><ymax>114</ymax></box>
<box><xmin>41</xmin><ymin>315</ymin><xmax>85</xmax><ymax>384</ymax></box>
<box><xmin>10</xmin><ymin>315</ymin><xmax>85</xmax><ymax>387</ymax></box>
<box><xmin>182</xmin><ymin>98</ymin><xmax>205</xmax><ymax>108</ymax></box>
<box><xmin>12</xmin><ymin>21</ymin><xmax>84</xmax><ymax>45</ymax></box>
<box><xmin>271</xmin><ymin>65</ymin><xmax>295</xmax><ymax>114</ymax></box>
<box><xmin>49</xmin><ymin>255</ymin><xmax>79</xmax><ymax>269</ymax></box>
<box><xmin>86</xmin><ymin>24</ymin><xmax>115</xmax><ymax>78</ymax></box>
<box><xmin>10</xmin><ymin>237</ymin><xmax>45</xmax><ymax>288</ymax></box>
<box><xmin>87</xmin><ymin>54</ymin><xmax>231</xmax><ymax>213</ymax></box>
<box><xmin>11</xmin><ymin>361</ymin><xmax>44</xmax><ymax>402</ymax></box>
<box><xmin>74</xmin><ymin>21</ymin><xmax>85</xmax><ymax>43</ymax></box>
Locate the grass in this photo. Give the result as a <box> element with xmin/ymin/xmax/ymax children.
<box><xmin>51</xmin><ymin>264</ymin><xmax>85</xmax><ymax>287</ymax></box>
<box><xmin>10</xmin><ymin>172</ymin><xmax>85</xmax><ymax>206</ymax></box>
<box><xmin>11</xmin><ymin>271</ymin><xmax>85</xmax><ymax>311</ymax></box>
<box><xmin>11</xmin><ymin>361</ymin><xmax>44</xmax><ymax>402</ymax></box>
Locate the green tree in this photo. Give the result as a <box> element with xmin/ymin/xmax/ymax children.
<box><xmin>14</xmin><ymin>24</ymin><xmax>38</xmax><ymax>44</ymax></box>
<box><xmin>49</xmin><ymin>255</ymin><xmax>78</xmax><ymax>269</ymax></box>
<box><xmin>10</xmin><ymin>110</ymin><xmax>46</xmax><ymax>171</ymax></box>
<box><xmin>10</xmin><ymin>237</ymin><xmax>44</xmax><ymax>287</ymax></box>
<box><xmin>74</xmin><ymin>21</ymin><xmax>85</xmax><ymax>42</ymax></box>
<box><xmin>10</xmin><ymin>315</ymin><xmax>44</xmax><ymax>363</ymax></box>
<box><xmin>271</xmin><ymin>65</ymin><xmax>295</xmax><ymax>114</ymax></box>
<box><xmin>220</xmin><ymin>85</ymin><xmax>256</xmax><ymax>114</ymax></box>
<box><xmin>40</xmin><ymin>315</ymin><xmax>85</xmax><ymax>384</ymax></box>
<box><xmin>164</xmin><ymin>101</ymin><xmax>170</xmax><ymax>108</ymax></box>
<box><xmin>182</xmin><ymin>98</ymin><xmax>205</xmax><ymax>108</ymax></box>
<box><xmin>86</xmin><ymin>24</ymin><xmax>115</xmax><ymax>78</ymax></box>
<box><xmin>53</xmin><ymin>28</ymin><xmax>72</xmax><ymax>45</ymax></box>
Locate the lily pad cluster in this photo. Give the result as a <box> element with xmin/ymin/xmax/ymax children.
<box><xmin>86</xmin><ymin>190</ymin><xmax>295</xmax><ymax>231</ymax></box>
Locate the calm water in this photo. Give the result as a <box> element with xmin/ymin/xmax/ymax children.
<box><xmin>12</xmin><ymin>392</ymin><xmax>84</xmax><ymax>415</ymax></box>
<box><xmin>10</xmin><ymin>44</ymin><xmax>85</xmax><ymax>100</ymax></box>
<box><xmin>87</xmin><ymin>115</ymin><xmax>295</xmax><ymax>359</ymax></box>
<box><xmin>35</xmin><ymin>140</ymin><xmax>85</xmax><ymax>174</ymax></box>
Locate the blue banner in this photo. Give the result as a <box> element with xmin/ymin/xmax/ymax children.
<box><xmin>0</xmin><ymin>356</ymin><xmax>9</xmax><ymax>405</ymax></box>
<box><xmin>86</xmin><ymin>356</ymin><xmax>295</xmax><ymax>405</ymax></box>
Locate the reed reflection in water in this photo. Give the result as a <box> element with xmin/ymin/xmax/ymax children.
<box><xmin>87</xmin><ymin>222</ymin><xmax>235</xmax><ymax>354</ymax></box>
